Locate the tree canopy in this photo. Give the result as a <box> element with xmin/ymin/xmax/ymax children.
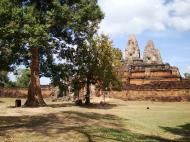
<box><xmin>0</xmin><ymin>0</ymin><xmax>104</xmax><ymax>106</ymax></box>
<box><xmin>0</xmin><ymin>71</ymin><xmax>9</xmax><ymax>87</ymax></box>
<box><xmin>15</xmin><ymin>68</ymin><xmax>30</xmax><ymax>87</ymax></box>
<box><xmin>72</xmin><ymin>34</ymin><xmax>122</xmax><ymax>104</ymax></box>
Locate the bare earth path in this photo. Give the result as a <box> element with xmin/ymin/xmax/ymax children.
<box><xmin>0</xmin><ymin>97</ymin><xmax>190</xmax><ymax>142</ymax></box>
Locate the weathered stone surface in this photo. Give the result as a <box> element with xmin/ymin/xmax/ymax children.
<box><xmin>143</xmin><ymin>40</ymin><xmax>163</xmax><ymax>64</ymax></box>
<box><xmin>111</xmin><ymin>88</ymin><xmax>190</xmax><ymax>101</ymax></box>
<box><xmin>125</xmin><ymin>35</ymin><xmax>140</xmax><ymax>63</ymax></box>
<box><xmin>0</xmin><ymin>86</ymin><xmax>52</xmax><ymax>98</ymax></box>
<box><xmin>113</xmin><ymin>35</ymin><xmax>190</xmax><ymax>100</ymax></box>
<box><xmin>117</xmin><ymin>35</ymin><xmax>183</xmax><ymax>88</ymax></box>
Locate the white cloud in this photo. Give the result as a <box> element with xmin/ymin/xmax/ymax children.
<box><xmin>170</xmin><ymin>16</ymin><xmax>190</xmax><ymax>31</ymax></box>
<box><xmin>98</xmin><ymin>0</ymin><xmax>190</xmax><ymax>36</ymax></box>
<box><xmin>167</xmin><ymin>0</ymin><xmax>190</xmax><ymax>31</ymax></box>
<box><xmin>185</xmin><ymin>66</ymin><xmax>190</xmax><ymax>73</ymax></box>
<box><xmin>168</xmin><ymin>0</ymin><xmax>190</xmax><ymax>16</ymax></box>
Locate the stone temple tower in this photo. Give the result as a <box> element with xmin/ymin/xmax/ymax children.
<box><xmin>118</xmin><ymin>35</ymin><xmax>182</xmax><ymax>87</ymax></box>
<box><xmin>125</xmin><ymin>35</ymin><xmax>141</xmax><ymax>64</ymax></box>
<box><xmin>143</xmin><ymin>40</ymin><xmax>163</xmax><ymax>64</ymax></box>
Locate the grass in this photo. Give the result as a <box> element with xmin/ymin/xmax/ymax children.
<box><xmin>0</xmin><ymin>97</ymin><xmax>190</xmax><ymax>142</ymax></box>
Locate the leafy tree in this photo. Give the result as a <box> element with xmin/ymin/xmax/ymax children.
<box><xmin>112</xmin><ymin>48</ymin><xmax>123</xmax><ymax>68</ymax></box>
<box><xmin>0</xmin><ymin>71</ymin><xmax>16</xmax><ymax>87</ymax></box>
<box><xmin>184</xmin><ymin>73</ymin><xmax>190</xmax><ymax>80</ymax></box>
<box><xmin>0</xmin><ymin>71</ymin><xmax>9</xmax><ymax>87</ymax></box>
<box><xmin>73</xmin><ymin>34</ymin><xmax>121</xmax><ymax>104</ymax></box>
<box><xmin>109</xmin><ymin>48</ymin><xmax>123</xmax><ymax>91</ymax></box>
<box><xmin>96</xmin><ymin>38</ymin><xmax>123</xmax><ymax>92</ymax></box>
<box><xmin>0</xmin><ymin>0</ymin><xmax>103</xmax><ymax>106</ymax></box>
<box><xmin>71</xmin><ymin>76</ymin><xmax>84</xmax><ymax>101</ymax></box>
<box><xmin>15</xmin><ymin>68</ymin><xmax>30</xmax><ymax>87</ymax></box>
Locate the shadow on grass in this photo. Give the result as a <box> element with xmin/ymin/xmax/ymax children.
<box><xmin>47</xmin><ymin>102</ymin><xmax>118</xmax><ymax>110</ymax></box>
<box><xmin>78</xmin><ymin>103</ymin><xmax>118</xmax><ymax>109</ymax></box>
<box><xmin>0</xmin><ymin>100</ymin><xmax>4</xmax><ymax>103</ymax></box>
<box><xmin>0</xmin><ymin>111</ymin><xmax>172</xmax><ymax>142</ymax></box>
<box><xmin>83</xmin><ymin>126</ymin><xmax>172</xmax><ymax>142</ymax></box>
<box><xmin>160</xmin><ymin>124</ymin><xmax>190</xmax><ymax>142</ymax></box>
<box><xmin>62</xmin><ymin>111</ymin><xmax>125</xmax><ymax>121</ymax></box>
<box><xmin>47</xmin><ymin>102</ymin><xmax>75</xmax><ymax>108</ymax></box>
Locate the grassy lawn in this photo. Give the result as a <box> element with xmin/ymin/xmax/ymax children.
<box><xmin>0</xmin><ymin>97</ymin><xmax>190</xmax><ymax>142</ymax></box>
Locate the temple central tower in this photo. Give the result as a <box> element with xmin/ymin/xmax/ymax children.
<box><xmin>125</xmin><ymin>35</ymin><xmax>140</xmax><ymax>61</ymax></box>
<box><xmin>125</xmin><ymin>35</ymin><xmax>143</xmax><ymax>65</ymax></box>
<box><xmin>143</xmin><ymin>40</ymin><xmax>163</xmax><ymax>64</ymax></box>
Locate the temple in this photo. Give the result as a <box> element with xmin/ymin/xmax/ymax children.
<box><xmin>118</xmin><ymin>35</ymin><xmax>185</xmax><ymax>89</ymax></box>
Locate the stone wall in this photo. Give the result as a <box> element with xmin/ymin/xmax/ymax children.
<box><xmin>111</xmin><ymin>89</ymin><xmax>190</xmax><ymax>101</ymax></box>
<box><xmin>149</xmin><ymin>71</ymin><xmax>172</xmax><ymax>77</ymax></box>
<box><xmin>131</xmin><ymin>72</ymin><xmax>145</xmax><ymax>78</ymax></box>
<box><xmin>130</xmin><ymin>69</ymin><xmax>176</xmax><ymax>78</ymax></box>
<box><xmin>130</xmin><ymin>78</ymin><xmax>181</xmax><ymax>85</ymax></box>
<box><xmin>130</xmin><ymin>71</ymin><xmax>172</xmax><ymax>78</ymax></box>
<box><xmin>126</xmin><ymin>80</ymin><xmax>190</xmax><ymax>89</ymax></box>
<box><xmin>0</xmin><ymin>87</ymin><xmax>52</xmax><ymax>98</ymax></box>
<box><xmin>130</xmin><ymin>79</ymin><xmax>149</xmax><ymax>85</ymax></box>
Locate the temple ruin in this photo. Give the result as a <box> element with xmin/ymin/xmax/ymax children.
<box><xmin>118</xmin><ymin>35</ymin><xmax>190</xmax><ymax>90</ymax></box>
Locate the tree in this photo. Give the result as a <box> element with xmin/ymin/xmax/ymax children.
<box><xmin>73</xmin><ymin>34</ymin><xmax>121</xmax><ymax>105</ymax></box>
<box><xmin>112</xmin><ymin>48</ymin><xmax>123</xmax><ymax>69</ymax></box>
<box><xmin>71</xmin><ymin>76</ymin><xmax>83</xmax><ymax>101</ymax></box>
<box><xmin>15</xmin><ymin>68</ymin><xmax>30</xmax><ymax>87</ymax></box>
<box><xmin>0</xmin><ymin>71</ymin><xmax>9</xmax><ymax>87</ymax></box>
<box><xmin>0</xmin><ymin>0</ymin><xmax>103</xmax><ymax>107</ymax></box>
<box><xmin>96</xmin><ymin>36</ymin><xmax>123</xmax><ymax>91</ymax></box>
<box><xmin>109</xmin><ymin>48</ymin><xmax>123</xmax><ymax>91</ymax></box>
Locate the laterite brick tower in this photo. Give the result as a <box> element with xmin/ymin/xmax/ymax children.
<box><xmin>119</xmin><ymin>35</ymin><xmax>183</xmax><ymax>88</ymax></box>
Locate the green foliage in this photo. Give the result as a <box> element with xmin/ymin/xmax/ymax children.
<box><xmin>15</xmin><ymin>68</ymin><xmax>30</xmax><ymax>87</ymax></box>
<box><xmin>0</xmin><ymin>0</ymin><xmax>104</xmax><ymax>85</ymax></box>
<box><xmin>73</xmin><ymin>34</ymin><xmax>122</xmax><ymax>91</ymax></box>
<box><xmin>0</xmin><ymin>71</ymin><xmax>9</xmax><ymax>87</ymax></box>
<box><xmin>109</xmin><ymin>48</ymin><xmax>123</xmax><ymax>91</ymax></box>
<box><xmin>111</xmin><ymin>77</ymin><xmax>123</xmax><ymax>91</ymax></box>
<box><xmin>0</xmin><ymin>71</ymin><xmax>17</xmax><ymax>87</ymax></box>
<box><xmin>93</xmin><ymin>35</ymin><xmax>123</xmax><ymax>90</ymax></box>
<box><xmin>112</xmin><ymin>48</ymin><xmax>123</xmax><ymax>68</ymax></box>
<box><xmin>184</xmin><ymin>73</ymin><xmax>190</xmax><ymax>80</ymax></box>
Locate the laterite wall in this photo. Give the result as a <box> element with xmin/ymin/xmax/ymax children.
<box><xmin>111</xmin><ymin>89</ymin><xmax>190</xmax><ymax>101</ymax></box>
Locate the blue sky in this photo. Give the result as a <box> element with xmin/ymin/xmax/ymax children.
<box><xmin>98</xmin><ymin>0</ymin><xmax>190</xmax><ymax>76</ymax></box>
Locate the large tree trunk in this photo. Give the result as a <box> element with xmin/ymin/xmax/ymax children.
<box><xmin>24</xmin><ymin>47</ymin><xmax>46</xmax><ymax>107</ymax></box>
<box><xmin>85</xmin><ymin>78</ymin><xmax>91</xmax><ymax>105</ymax></box>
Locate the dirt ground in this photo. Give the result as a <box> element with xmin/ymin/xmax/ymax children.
<box><xmin>0</xmin><ymin>97</ymin><xmax>190</xmax><ymax>142</ymax></box>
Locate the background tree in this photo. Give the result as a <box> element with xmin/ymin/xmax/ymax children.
<box><xmin>96</xmin><ymin>36</ymin><xmax>123</xmax><ymax>91</ymax></box>
<box><xmin>112</xmin><ymin>48</ymin><xmax>123</xmax><ymax>68</ymax></box>
<box><xmin>0</xmin><ymin>0</ymin><xmax>103</xmax><ymax>106</ymax></box>
<box><xmin>109</xmin><ymin>48</ymin><xmax>123</xmax><ymax>91</ymax></box>
<box><xmin>71</xmin><ymin>76</ymin><xmax>83</xmax><ymax>101</ymax></box>
<box><xmin>0</xmin><ymin>71</ymin><xmax>10</xmax><ymax>87</ymax></box>
<box><xmin>73</xmin><ymin>34</ymin><xmax>121</xmax><ymax>104</ymax></box>
<box><xmin>15</xmin><ymin>68</ymin><xmax>30</xmax><ymax>88</ymax></box>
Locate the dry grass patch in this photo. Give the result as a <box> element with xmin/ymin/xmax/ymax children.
<box><xmin>0</xmin><ymin>97</ymin><xmax>190</xmax><ymax>142</ymax></box>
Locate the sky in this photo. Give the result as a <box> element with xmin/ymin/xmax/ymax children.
<box><xmin>98</xmin><ymin>0</ymin><xmax>190</xmax><ymax>75</ymax></box>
